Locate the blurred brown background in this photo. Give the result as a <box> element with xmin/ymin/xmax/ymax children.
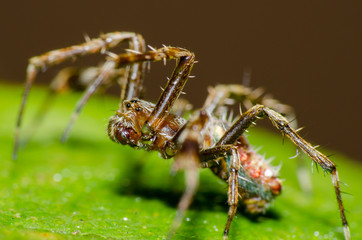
<box><xmin>0</xmin><ymin>1</ymin><xmax>361</xmax><ymax>160</ymax></box>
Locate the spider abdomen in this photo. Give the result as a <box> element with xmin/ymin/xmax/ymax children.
<box><xmin>204</xmin><ymin>134</ymin><xmax>282</xmax><ymax>213</ymax></box>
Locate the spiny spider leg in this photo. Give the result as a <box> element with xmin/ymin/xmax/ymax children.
<box><xmin>203</xmin><ymin>84</ymin><xmax>312</xmax><ymax>192</ymax></box>
<box><xmin>168</xmin><ymin>110</ymin><xmax>209</xmax><ymax>238</ymax></box>
<box><xmin>116</xmin><ymin>47</ymin><xmax>195</xmax><ymax>139</ymax></box>
<box><xmin>217</xmin><ymin>104</ymin><xmax>350</xmax><ymax>240</ymax></box>
<box><xmin>14</xmin><ymin>32</ymin><xmax>145</xmax><ymax>159</ymax></box>
<box><xmin>200</xmin><ymin>145</ymin><xmax>240</xmax><ymax>240</ymax></box>
<box><xmin>103</xmin><ymin>47</ymin><xmax>195</xmax><ymax>139</ymax></box>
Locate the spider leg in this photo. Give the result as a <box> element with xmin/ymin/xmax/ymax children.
<box><xmin>200</xmin><ymin>145</ymin><xmax>240</xmax><ymax>240</ymax></box>
<box><xmin>217</xmin><ymin>104</ymin><xmax>350</xmax><ymax>240</ymax></box>
<box><xmin>203</xmin><ymin>84</ymin><xmax>312</xmax><ymax>192</ymax></box>
<box><xmin>91</xmin><ymin>47</ymin><xmax>195</xmax><ymax>141</ymax></box>
<box><xmin>14</xmin><ymin>32</ymin><xmax>145</xmax><ymax>159</ymax></box>
<box><xmin>167</xmin><ymin>110</ymin><xmax>209</xmax><ymax>238</ymax></box>
<box><xmin>116</xmin><ymin>47</ymin><xmax>195</xmax><ymax>140</ymax></box>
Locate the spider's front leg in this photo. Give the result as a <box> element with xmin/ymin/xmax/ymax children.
<box><xmin>217</xmin><ymin>104</ymin><xmax>350</xmax><ymax>240</ymax></box>
<box><xmin>116</xmin><ymin>48</ymin><xmax>195</xmax><ymax>140</ymax></box>
<box><xmin>102</xmin><ymin>46</ymin><xmax>195</xmax><ymax>141</ymax></box>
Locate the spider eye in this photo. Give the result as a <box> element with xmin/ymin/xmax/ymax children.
<box><xmin>135</xmin><ymin>107</ymin><xmax>141</xmax><ymax>111</ymax></box>
<box><xmin>126</xmin><ymin>103</ymin><xmax>131</xmax><ymax>108</ymax></box>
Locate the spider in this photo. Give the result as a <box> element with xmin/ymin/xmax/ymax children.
<box><xmin>13</xmin><ymin>32</ymin><xmax>350</xmax><ymax>240</ymax></box>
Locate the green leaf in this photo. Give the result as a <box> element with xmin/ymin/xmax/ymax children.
<box><xmin>0</xmin><ymin>83</ymin><xmax>360</xmax><ymax>239</ymax></box>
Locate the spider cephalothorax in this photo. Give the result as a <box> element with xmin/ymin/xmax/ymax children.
<box><xmin>14</xmin><ymin>32</ymin><xmax>350</xmax><ymax>240</ymax></box>
<box><xmin>108</xmin><ymin>98</ymin><xmax>186</xmax><ymax>155</ymax></box>
<box><xmin>108</xmin><ymin>98</ymin><xmax>155</xmax><ymax>148</ymax></box>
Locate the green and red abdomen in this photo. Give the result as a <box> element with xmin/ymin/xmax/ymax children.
<box><xmin>204</xmin><ymin>121</ymin><xmax>282</xmax><ymax>214</ymax></box>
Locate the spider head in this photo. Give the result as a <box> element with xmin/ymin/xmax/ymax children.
<box><xmin>107</xmin><ymin>98</ymin><xmax>155</xmax><ymax>148</ymax></box>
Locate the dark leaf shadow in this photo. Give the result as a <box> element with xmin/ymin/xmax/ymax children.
<box><xmin>113</xmin><ymin>156</ymin><xmax>280</xmax><ymax>221</ymax></box>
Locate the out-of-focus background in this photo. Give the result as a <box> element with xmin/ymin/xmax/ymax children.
<box><xmin>0</xmin><ymin>1</ymin><xmax>361</xmax><ymax>160</ymax></box>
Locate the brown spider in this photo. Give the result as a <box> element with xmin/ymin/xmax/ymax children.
<box><xmin>13</xmin><ymin>32</ymin><xmax>350</xmax><ymax>240</ymax></box>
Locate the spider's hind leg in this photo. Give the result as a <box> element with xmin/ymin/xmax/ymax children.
<box><xmin>203</xmin><ymin>84</ymin><xmax>312</xmax><ymax>192</ymax></box>
<box><xmin>217</xmin><ymin>105</ymin><xmax>350</xmax><ymax>240</ymax></box>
